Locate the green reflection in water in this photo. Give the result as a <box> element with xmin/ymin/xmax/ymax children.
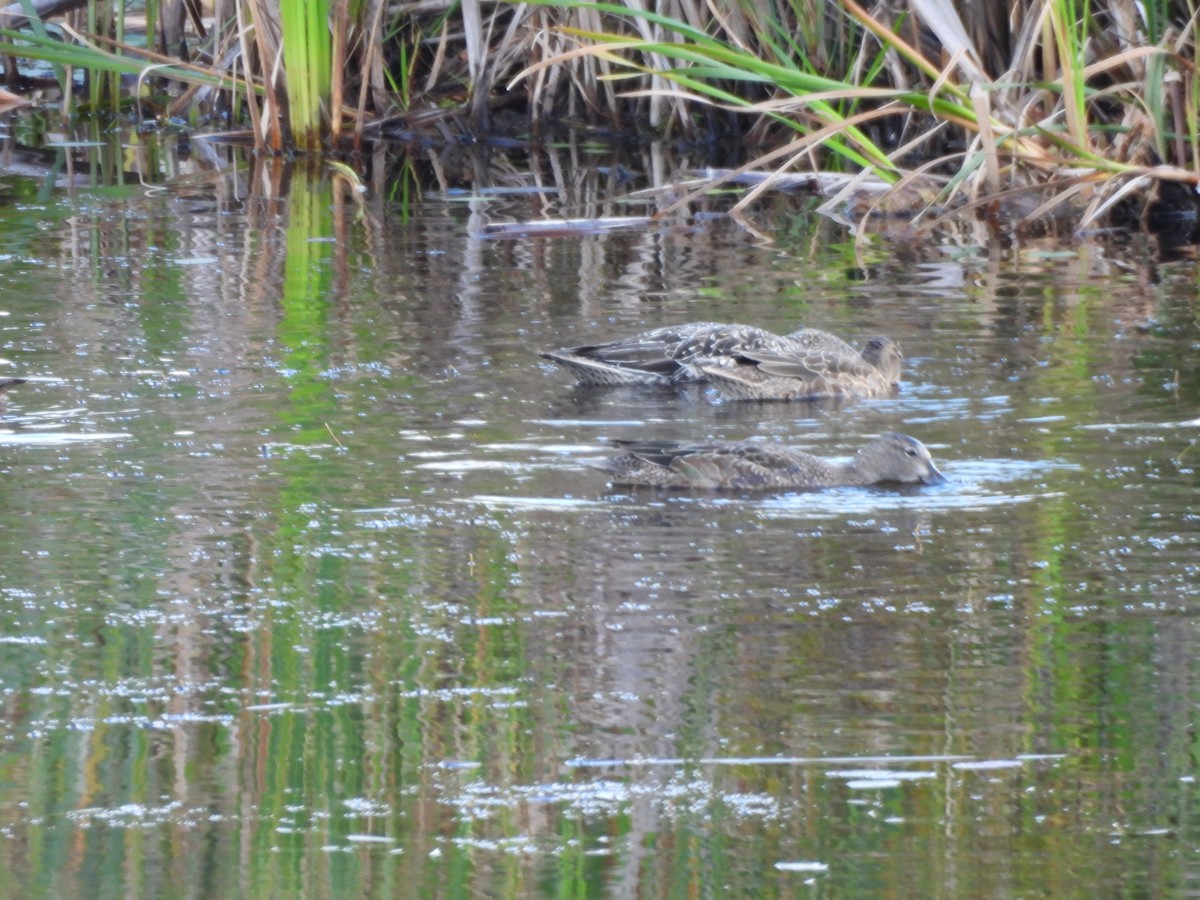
<box><xmin>279</xmin><ymin>176</ymin><xmax>336</xmax><ymax>437</ymax></box>
<box><xmin>5</xmin><ymin>163</ymin><xmax>1200</xmax><ymax>897</ymax></box>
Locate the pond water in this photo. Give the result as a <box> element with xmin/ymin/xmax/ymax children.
<box><xmin>2</xmin><ymin>133</ymin><xmax>1200</xmax><ymax>897</ymax></box>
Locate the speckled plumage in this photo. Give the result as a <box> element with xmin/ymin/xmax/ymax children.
<box><xmin>700</xmin><ymin>335</ymin><xmax>902</xmax><ymax>401</ymax></box>
<box><xmin>593</xmin><ymin>432</ymin><xmax>945</xmax><ymax>490</ymax></box>
<box><xmin>541</xmin><ymin>323</ymin><xmax>902</xmax><ymax>399</ymax></box>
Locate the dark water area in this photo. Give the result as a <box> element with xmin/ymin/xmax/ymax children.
<box><xmin>2</xmin><ymin>128</ymin><xmax>1200</xmax><ymax>897</ymax></box>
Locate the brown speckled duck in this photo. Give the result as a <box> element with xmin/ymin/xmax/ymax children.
<box><xmin>542</xmin><ymin>322</ymin><xmax>901</xmax><ymax>398</ymax></box>
<box><xmin>593</xmin><ymin>432</ymin><xmax>945</xmax><ymax>491</ymax></box>
<box><xmin>700</xmin><ymin>334</ymin><xmax>902</xmax><ymax>401</ymax></box>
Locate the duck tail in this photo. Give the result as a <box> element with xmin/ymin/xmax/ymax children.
<box><xmin>540</xmin><ymin>352</ymin><xmax>670</xmax><ymax>386</ymax></box>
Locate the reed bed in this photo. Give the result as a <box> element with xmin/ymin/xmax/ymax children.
<box><xmin>1</xmin><ymin>0</ymin><xmax>1198</xmax><ymax>233</ymax></box>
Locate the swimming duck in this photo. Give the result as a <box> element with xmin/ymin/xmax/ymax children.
<box><xmin>700</xmin><ymin>335</ymin><xmax>902</xmax><ymax>401</ymax></box>
<box><xmin>542</xmin><ymin>323</ymin><xmax>901</xmax><ymax>399</ymax></box>
<box><xmin>592</xmin><ymin>432</ymin><xmax>944</xmax><ymax>490</ymax></box>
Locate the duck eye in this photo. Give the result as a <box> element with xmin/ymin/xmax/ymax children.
<box><xmin>905</xmin><ymin>448</ymin><xmax>918</xmax><ymax>457</ymax></box>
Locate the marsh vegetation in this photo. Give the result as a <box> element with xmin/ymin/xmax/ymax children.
<box><xmin>2</xmin><ymin>1</ymin><xmax>1200</xmax><ymax>236</ymax></box>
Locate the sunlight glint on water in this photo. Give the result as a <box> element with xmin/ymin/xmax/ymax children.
<box><xmin>0</xmin><ymin>152</ymin><xmax>1198</xmax><ymax>897</ymax></box>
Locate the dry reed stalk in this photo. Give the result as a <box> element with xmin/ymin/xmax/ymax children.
<box><xmin>577</xmin><ymin>5</ymin><xmax>617</xmax><ymax>120</ymax></box>
<box><xmin>630</xmin><ymin>0</ymin><xmax>686</xmax><ymax>131</ymax></box>
<box><xmin>482</xmin><ymin>4</ymin><xmax>538</xmax><ymax>124</ymax></box>
<box><xmin>703</xmin><ymin>0</ymin><xmax>753</xmax><ymax>56</ymax></box>
<box><xmin>526</xmin><ymin>10</ymin><xmax>558</xmax><ymax>126</ymax></box>
<box><xmin>462</xmin><ymin>0</ymin><xmax>485</xmax><ymax>121</ymax></box>
<box><xmin>522</xmin><ymin>9</ymin><xmax>616</xmax><ymax>125</ymax></box>
<box><xmin>422</xmin><ymin>15</ymin><xmax>449</xmax><ymax>96</ymax></box>
<box><xmin>355</xmin><ymin>0</ymin><xmax>387</xmax><ymax>140</ymax></box>
<box><xmin>330</xmin><ymin>0</ymin><xmax>347</xmax><ymax>141</ymax></box>
<box><xmin>235</xmin><ymin>0</ymin><xmax>281</xmax><ymax>149</ymax></box>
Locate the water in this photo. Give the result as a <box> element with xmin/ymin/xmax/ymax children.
<box><xmin>2</xmin><ymin>136</ymin><xmax>1200</xmax><ymax>897</ymax></box>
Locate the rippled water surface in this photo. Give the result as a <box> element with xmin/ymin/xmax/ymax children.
<box><xmin>3</xmin><ymin>141</ymin><xmax>1200</xmax><ymax>897</ymax></box>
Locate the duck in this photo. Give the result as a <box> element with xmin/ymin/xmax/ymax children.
<box><xmin>592</xmin><ymin>432</ymin><xmax>945</xmax><ymax>490</ymax></box>
<box><xmin>541</xmin><ymin>322</ymin><xmax>901</xmax><ymax>399</ymax></box>
<box><xmin>700</xmin><ymin>335</ymin><xmax>902</xmax><ymax>401</ymax></box>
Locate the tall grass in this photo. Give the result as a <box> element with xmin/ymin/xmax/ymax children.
<box><xmin>2</xmin><ymin>0</ymin><xmax>1200</xmax><ymax>231</ymax></box>
<box><xmin>278</xmin><ymin>0</ymin><xmax>331</xmax><ymax>149</ymax></box>
<box><xmin>507</xmin><ymin>0</ymin><xmax>1200</xmax><ymax>232</ymax></box>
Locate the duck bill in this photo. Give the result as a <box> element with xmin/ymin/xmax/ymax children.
<box><xmin>922</xmin><ymin>466</ymin><xmax>947</xmax><ymax>485</ymax></box>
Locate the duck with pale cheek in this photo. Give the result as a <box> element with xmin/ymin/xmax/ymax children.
<box><xmin>592</xmin><ymin>433</ymin><xmax>945</xmax><ymax>491</ymax></box>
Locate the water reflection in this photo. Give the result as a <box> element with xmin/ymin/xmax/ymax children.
<box><xmin>0</xmin><ymin>134</ymin><xmax>1198</xmax><ymax>896</ymax></box>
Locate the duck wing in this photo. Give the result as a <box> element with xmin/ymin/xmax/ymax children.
<box><xmin>672</xmin><ymin>324</ymin><xmax>800</xmax><ymax>363</ymax></box>
<box><xmin>543</xmin><ymin>322</ymin><xmax>731</xmax><ymax>384</ymax></box>
<box><xmin>559</xmin><ymin>322</ymin><xmax>729</xmax><ymax>363</ymax></box>
<box><xmin>737</xmin><ymin>346</ymin><xmax>877</xmax><ymax>379</ymax></box>
<box><xmin>612</xmin><ymin>440</ymin><xmax>817</xmax><ymax>488</ymax></box>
